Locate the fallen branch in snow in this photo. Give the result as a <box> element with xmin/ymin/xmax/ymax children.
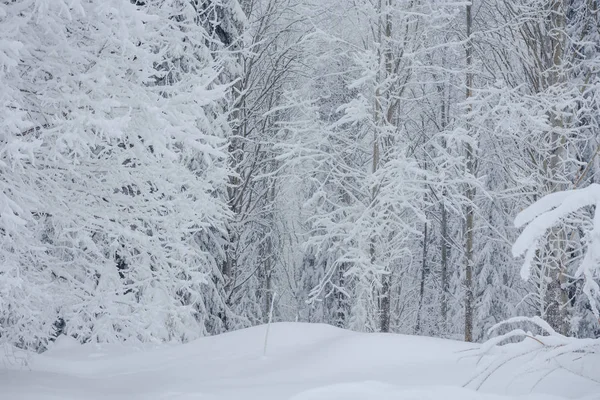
<box><xmin>521</xmin><ymin>334</ymin><xmax>547</xmax><ymax>347</ymax></box>
<box><xmin>464</xmin><ymin>316</ymin><xmax>600</xmax><ymax>391</ymax></box>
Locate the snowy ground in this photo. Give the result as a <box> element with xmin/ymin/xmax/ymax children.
<box><xmin>2</xmin><ymin>323</ymin><xmax>598</xmax><ymax>400</ymax></box>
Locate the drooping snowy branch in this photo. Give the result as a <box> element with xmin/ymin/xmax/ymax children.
<box><xmin>513</xmin><ymin>184</ymin><xmax>600</xmax><ymax>317</ymax></box>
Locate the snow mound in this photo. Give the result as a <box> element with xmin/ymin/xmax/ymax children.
<box><xmin>290</xmin><ymin>382</ymin><xmax>566</xmax><ymax>400</ymax></box>
<box><xmin>1</xmin><ymin>323</ymin><xmax>598</xmax><ymax>400</ymax></box>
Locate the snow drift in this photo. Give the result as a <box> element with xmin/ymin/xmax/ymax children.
<box><xmin>2</xmin><ymin>323</ymin><xmax>599</xmax><ymax>400</ymax></box>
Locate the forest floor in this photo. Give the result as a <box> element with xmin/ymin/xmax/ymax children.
<box><xmin>2</xmin><ymin>322</ymin><xmax>598</xmax><ymax>399</ymax></box>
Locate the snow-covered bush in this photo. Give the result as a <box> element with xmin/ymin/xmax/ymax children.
<box><xmin>0</xmin><ymin>0</ymin><xmax>231</xmax><ymax>350</ymax></box>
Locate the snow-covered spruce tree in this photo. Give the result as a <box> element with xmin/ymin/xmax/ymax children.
<box><xmin>279</xmin><ymin>0</ymin><xmax>461</xmax><ymax>333</ymax></box>
<box><xmin>269</xmin><ymin>27</ymin><xmax>363</xmax><ymax>327</ymax></box>
<box><xmin>424</xmin><ymin>0</ymin><xmax>600</xmax><ymax>341</ymax></box>
<box><xmin>0</xmin><ymin>0</ymin><xmax>231</xmax><ymax>349</ymax></box>
<box><xmin>480</xmin><ymin>0</ymin><xmax>600</xmax><ymax>337</ymax></box>
<box><xmin>219</xmin><ymin>0</ymin><xmax>313</xmax><ymax>328</ymax></box>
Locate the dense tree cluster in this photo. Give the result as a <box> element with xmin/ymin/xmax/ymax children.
<box><xmin>1</xmin><ymin>0</ymin><xmax>598</xmax><ymax>350</ymax></box>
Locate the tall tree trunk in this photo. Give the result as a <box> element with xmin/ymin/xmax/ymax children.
<box><xmin>440</xmin><ymin>197</ymin><xmax>449</xmax><ymax>328</ymax></box>
<box><xmin>464</xmin><ymin>0</ymin><xmax>475</xmax><ymax>343</ymax></box>
<box><xmin>438</xmin><ymin>82</ymin><xmax>450</xmax><ymax>332</ymax></box>
<box><xmin>545</xmin><ymin>0</ymin><xmax>570</xmax><ymax>335</ymax></box>
<box><xmin>374</xmin><ymin>0</ymin><xmax>393</xmax><ymax>334</ymax></box>
<box><xmin>379</xmin><ymin>273</ymin><xmax>391</xmax><ymax>332</ymax></box>
<box><xmin>416</xmin><ymin>221</ymin><xmax>429</xmax><ymax>334</ymax></box>
<box><xmin>334</xmin><ymin>264</ymin><xmax>348</xmax><ymax>328</ymax></box>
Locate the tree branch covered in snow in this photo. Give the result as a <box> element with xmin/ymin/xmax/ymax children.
<box><xmin>513</xmin><ymin>185</ymin><xmax>600</xmax><ymax>318</ymax></box>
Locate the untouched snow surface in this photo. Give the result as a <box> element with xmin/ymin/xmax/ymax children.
<box><xmin>1</xmin><ymin>323</ymin><xmax>598</xmax><ymax>400</ymax></box>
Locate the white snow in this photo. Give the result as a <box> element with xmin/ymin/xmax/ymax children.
<box><xmin>2</xmin><ymin>323</ymin><xmax>598</xmax><ymax>400</ymax></box>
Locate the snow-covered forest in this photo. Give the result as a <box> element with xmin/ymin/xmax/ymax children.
<box><xmin>1</xmin><ymin>0</ymin><xmax>600</xmax><ymax>354</ymax></box>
